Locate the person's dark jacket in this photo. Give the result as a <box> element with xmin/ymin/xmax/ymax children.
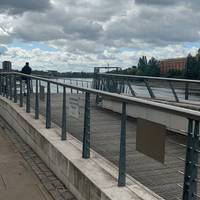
<box><xmin>21</xmin><ymin>65</ymin><xmax>32</xmax><ymax>81</ymax></box>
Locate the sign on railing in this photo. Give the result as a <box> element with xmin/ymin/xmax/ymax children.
<box><xmin>69</xmin><ymin>96</ymin><xmax>80</xmax><ymax>119</ymax></box>
<box><xmin>136</xmin><ymin>118</ymin><xmax>166</xmax><ymax>163</ymax></box>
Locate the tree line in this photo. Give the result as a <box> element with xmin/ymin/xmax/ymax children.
<box><xmin>109</xmin><ymin>49</ymin><xmax>200</xmax><ymax>80</ymax></box>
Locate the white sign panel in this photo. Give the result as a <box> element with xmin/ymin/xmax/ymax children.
<box><xmin>69</xmin><ymin>96</ymin><xmax>80</xmax><ymax>119</ymax></box>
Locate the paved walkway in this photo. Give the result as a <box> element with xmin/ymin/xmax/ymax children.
<box><xmin>0</xmin><ymin>117</ymin><xmax>76</xmax><ymax>200</ymax></box>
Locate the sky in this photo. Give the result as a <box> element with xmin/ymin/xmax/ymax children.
<box><xmin>0</xmin><ymin>0</ymin><xmax>200</xmax><ymax>72</ymax></box>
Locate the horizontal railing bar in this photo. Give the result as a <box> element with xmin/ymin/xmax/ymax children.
<box><xmin>1</xmin><ymin>72</ymin><xmax>200</xmax><ymax>121</ymax></box>
<box><xmin>99</xmin><ymin>73</ymin><xmax>200</xmax><ymax>84</ymax></box>
<box><xmin>33</xmin><ymin>75</ymin><xmax>93</xmax><ymax>83</ymax></box>
<box><xmin>64</xmin><ymin>79</ymin><xmax>92</xmax><ymax>83</ymax></box>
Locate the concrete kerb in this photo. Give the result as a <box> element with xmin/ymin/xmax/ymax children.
<box><xmin>0</xmin><ymin>96</ymin><xmax>164</xmax><ymax>200</ymax></box>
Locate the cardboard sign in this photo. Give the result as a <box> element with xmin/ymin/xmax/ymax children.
<box><xmin>136</xmin><ymin>118</ymin><xmax>166</xmax><ymax>163</ymax></box>
<box><xmin>69</xmin><ymin>96</ymin><xmax>80</xmax><ymax>119</ymax></box>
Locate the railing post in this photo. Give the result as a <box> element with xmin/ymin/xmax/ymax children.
<box><xmin>82</xmin><ymin>81</ymin><xmax>84</xmax><ymax>94</ymax></box>
<box><xmin>57</xmin><ymin>84</ymin><xmax>59</xmax><ymax>94</ymax></box>
<box><xmin>182</xmin><ymin>119</ymin><xmax>199</xmax><ymax>199</ymax></box>
<box><xmin>30</xmin><ymin>79</ymin><xmax>33</xmax><ymax>93</ymax></box>
<box><xmin>127</xmin><ymin>81</ymin><xmax>136</xmax><ymax>97</ymax></box>
<box><xmin>122</xmin><ymin>79</ymin><xmax>125</xmax><ymax>93</ymax></box>
<box><xmin>19</xmin><ymin>77</ymin><xmax>23</xmax><ymax>107</ymax></box>
<box><xmin>9</xmin><ymin>75</ymin><xmax>12</xmax><ymax>100</ymax></box>
<box><xmin>0</xmin><ymin>75</ymin><xmax>2</xmax><ymax>96</ymax></box>
<box><xmin>191</xmin><ymin>120</ymin><xmax>199</xmax><ymax>198</ymax></box>
<box><xmin>26</xmin><ymin>79</ymin><xmax>31</xmax><ymax>113</ymax></box>
<box><xmin>169</xmin><ymin>81</ymin><xmax>179</xmax><ymax>102</ymax></box>
<box><xmin>6</xmin><ymin>76</ymin><xmax>9</xmax><ymax>98</ymax></box>
<box><xmin>35</xmin><ymin>79</ymin><xmax>39</xmax><ymax>119</ymax></box>
<box><xmin>185</xmin><ymin>83</ymin><xmax>189</xmax><ymax>100</ymax></box>
<box><xmin>14</xmin><ymin>75</ymin><xmax>17</xmax><ymax>103</ymax></box>
<box><xmin>2</xmin><ymin>76</ymin><xmax>5</xmax><ymax>97</ymax></box>
<box><xmin>70</xmin><ymin>79</ymin><xmax>73</xmax><ymax>93</ymax></box>
<box><xmin>61</xmin><ymin>86</ymin><xmax>67</xmax><ymax>140</ymax></box>
<box><xmin>76</xmin><ymin>80</ymin><xmax>79</xmax><ymax>94</ymax></box>
<box><xmin>118</xmin><ymin>102</ymin><xmax>126</xmax><ymax>186</ymax></box>
<box><xmin>46</xmin><ymin>82</ymin><xmax>51</xmax><ymax>128</ymax></box>
<box><xmin>82</xmin><ymin>92</ymin><xmax>90</xmax><ymax>159</ymax></box>
<box><xmin>144</xmin><ymin>80</ymin><xmax>155</xmax><ymax>99</ymax></box>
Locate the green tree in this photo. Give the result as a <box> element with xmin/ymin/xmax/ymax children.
<box><xmin>165</xmin><ymin>69</ymin><xmax>184</xmax><ymax>78</ymax></box>
<box><xmin>137</xmin><ymin>56</ymin><xmax>160</xmax><ymax>76</ymax></box>
<box><xmin>147</xmin><ymin>57</ymin><xmax>160</xmax><ymax>76</ymax></box>
<box><xmin>137</xmin><ymin>56</ymin><xmax>148</xmax><ymax>75</ymax></box>
<box><xmin>185</xmin><ymin>53</ymin><xmax>200</xmax><ymax>80</ymax></box>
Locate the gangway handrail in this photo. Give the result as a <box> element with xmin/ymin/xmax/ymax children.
<box><xmin>94</xmin><ymin>72</ymin><xmax>200</xmax><ymax>102</ymax></box>
<box><xmin>98</xmin><ymin>73</ymin><xmax>200</xmax><ymax>84</ymax></box>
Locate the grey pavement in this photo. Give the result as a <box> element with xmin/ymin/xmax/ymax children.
<box><xmin>0</xmin><ymin>117</ymin><xmax>76</xmax><ymax>200</ymax></box>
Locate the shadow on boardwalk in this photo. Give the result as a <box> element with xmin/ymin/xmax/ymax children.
<box><xmin>29</xmin><ymin>93</ymin><xmax>189</xmax><ymax>200</ymax></box>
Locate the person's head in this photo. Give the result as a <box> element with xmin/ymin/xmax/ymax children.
<box><xmin>25</xmin><ymin>62</ymin><xmax>29</xmax><ymax>67</ymax></box>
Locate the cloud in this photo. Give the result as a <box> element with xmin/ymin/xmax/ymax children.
<box><xmin>1</xmin><ymin>44</ymin><xmax>197</xmax><ymax>72</ymax></box>
<box><xmin>4</xmin><ymin>0</ymin><xmax>200</xmax><ymax>47</ymax></box>
<box><xmin>0</xmin><ymin>0</ymin><xmax>200</xmax><ymax>71</ymax></box>
<box><xmin>134</xmin><ymin>0</ymin><xmax>177</xmax><ymax>6</ymax></box>
<box><xmin>0</xmin><ymin>0</ymin><xmax>51</xmax><ymax>15</ymax></box>
<box><xmin>104</xmin><ymin>5</ymin><xmax>200</xmax><ymax>46</ymax></box>
<box><xmin>134</xmin><ymin>0</ymin><xmax>200</xmax><ymax>9</ymax></box>
<box><xmin>0</xmin><ymin>45</ymin><xmax>7</xmax><ymax>55</ymax></box>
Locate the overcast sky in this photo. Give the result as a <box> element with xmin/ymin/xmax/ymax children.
<box><xmin>0</xmin><ymin>0</ymin><xmax>200</xmax><ymax>72</ymax></box>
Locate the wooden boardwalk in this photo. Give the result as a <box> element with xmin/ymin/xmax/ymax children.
<box><xmin>29</xmin><ymin>93</ymin><xmax>190</xmax><ymax>200</ymax></box>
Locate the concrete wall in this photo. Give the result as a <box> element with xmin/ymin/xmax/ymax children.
<box><xmin>101</xmin><ymin>98</ymin><xmax>188</xmax><ymax>134</ymax></box>
<box><xmin>0</xmin><ymin>96</ymin><xmax>163</xmax><ymax>200</ymax></box>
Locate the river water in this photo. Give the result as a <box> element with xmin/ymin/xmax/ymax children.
<box><xmin>32</xmin><ymin>78</ymin><xmax>200</xmax><ymax>102</ymax></box>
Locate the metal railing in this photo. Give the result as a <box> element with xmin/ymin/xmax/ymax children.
<box><xmin>0</xmin><ymin>72</ymin><xmax>200</xmax><ymax>199</ymax></box>
<box><xmin>49</xmin><ymin>78</ymin><xmax>92</xmax><ymax>94</ymax></box>
<box><xmin>32</xmin><ymin>74</ymin><xmax>93</xmax><ymax>94</ymax></box>
<box><xmin>93</xmin><ymin>73</ymin><xmax>200</xmax><ymax>103</ymax></box>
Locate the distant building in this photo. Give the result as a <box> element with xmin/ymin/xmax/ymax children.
<box><xmin>159</xmin><ymin>57</ymin><xmax>187</xmax><ymax>74</ymax></box>
<box><xmin>47</xmin><ymin>70</ymin><xmax>58</xmax><ymax>76</ymax></box>
<box><xmin>2</xmin><ymin>61</ymin><xmax>12</xmax><ymax>71</ymax></box>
